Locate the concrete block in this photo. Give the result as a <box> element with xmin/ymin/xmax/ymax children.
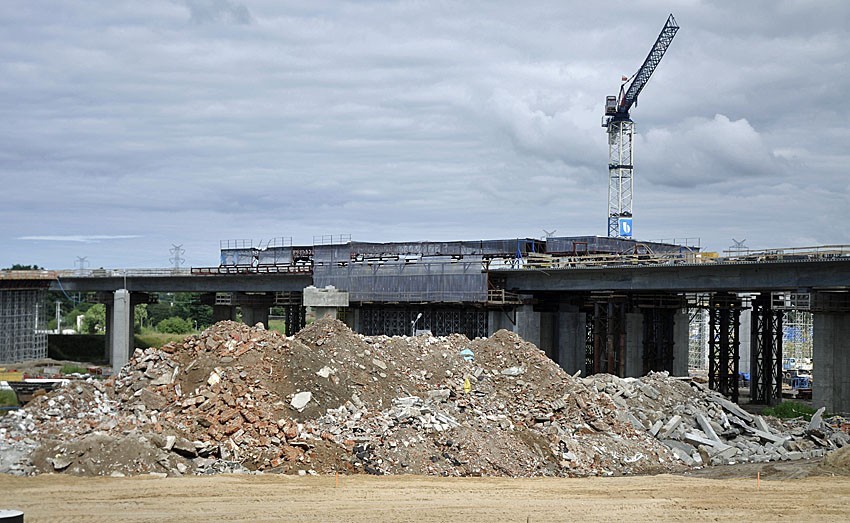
<box><xmin>808</xmin><ymin>407</ymin><xmax>826</xmax><ymax>431</ymax></box>
<box><xmin>649</xmin><ymin>419</ymin><xmax>663</xmax><ymax>437</ymax></box>
<box><xmin>695</xmin><ymin>412</ymin><xmax>721</xmax><ymax>443</ymax></box>
<box><xmin>302</xmin><ymin>286</ymin><xmax>350</xmax><ymax>307</ymax></box>
<box><xmin>660</xmin><ymin>415</ymin><xmax>683</xmax><ymax>439</ymax></box>
<box><xmin>711</xmin><ymin>397</ymin><xmax>753</xmax><ymax>422</ymax></box>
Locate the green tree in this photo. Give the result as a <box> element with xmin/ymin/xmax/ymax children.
<box><xmin>156</xmin><ymin>316</ymin><xmax>193</xmax><ymax>334</ymax></box>
<box><xmin>2</xmin><ymin>264</ymin><xmax>43</xmax><ymax>270</ymax></box>
<box><xmin>82</xmin><ymin>304</ymin><xmax>106</xmax><ymax>334</ymax></box>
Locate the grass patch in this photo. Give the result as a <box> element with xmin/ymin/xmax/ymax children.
<box><xmin>762</xmin><ymin>401</ymin><xmax>818</xmax><ymax>420</ymax></box>
<box><xmin>60</xmin><ymin>364</ymin><xmax>88</xmax><ymax>375</ymax></box>
<box><xmin>0</xmin><ymin>389</ymin><xmax>18</xmax><ymax>407</ymax></box>
<box><xmin>134</xmin><ymin>331</ymin><xmax>193</xmax><ymax>349</ymax></box>
<box><xmin>268</xmin><ymin>319</ymin><xmax>287</xmax><ymax>334</ymax></box>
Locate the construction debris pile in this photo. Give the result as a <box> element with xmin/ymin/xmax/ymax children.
<box><xmin>0</xmin><ymin>319</ymin><xmax>847</xmax><ymax>477</ymax></box>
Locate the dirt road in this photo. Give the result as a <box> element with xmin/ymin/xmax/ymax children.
<box><xmin>2</xmin><ymin>473</ymin><xmax>849</xmax><ymax>522</ymax></box>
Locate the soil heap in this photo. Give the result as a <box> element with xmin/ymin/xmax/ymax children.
<box><xmin>1</xmin><ymin>319</ymin><xmax>847</xmax><ymax>477</ymax></box>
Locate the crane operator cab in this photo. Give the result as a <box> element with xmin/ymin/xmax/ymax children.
<box><xmin>605</xmin><ymin>96</ymin><xmax>618</xmax><ymax>116</ymax></box>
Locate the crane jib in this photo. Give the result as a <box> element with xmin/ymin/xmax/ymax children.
<box><xmin>620</xmin><ymin>14</ymin><xmax>679</xmax><ymax>115</ymax></box>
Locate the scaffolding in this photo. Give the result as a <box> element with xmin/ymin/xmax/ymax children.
<box><xmin>688</xmin><ymin>308</ymin><xmax>709</xmax><ymax>370</ymax></box>
<box><xmin>783</xmin><ymin>310</ymin><xmax>813</xmax><ymax>361</ymax></box>
<box><xmin>0</xmin><ymin>289</ymin><xmax>48</xmax><ymax>363</ymax></box>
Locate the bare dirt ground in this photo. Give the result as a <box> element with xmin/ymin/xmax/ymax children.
<box><xmin>2</xmin><ymin>472</ymin><xmax>850</xmax><ymax>523</ymax></box>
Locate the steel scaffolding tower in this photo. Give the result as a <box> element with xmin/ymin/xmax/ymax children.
<box><xmin>0</xmin><ymin>289</ymin><xmax>48</xmax><ymax>363</ymax></box>
<box><xmin>688</xmin><ymin>308</ymin><xmax>709</xmax><ymax>370</ymax></box>
<box><xmin>783</xmin><ymin>310</ymin><xmax>813</xmax><ymax>361</ymax></box>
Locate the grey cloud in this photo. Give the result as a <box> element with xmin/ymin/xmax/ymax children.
<box><xmin>183</xmin><ymin>0</ymin><xmax>252</xmax><ymax>25</ymax></box>
<box><xmin>640</xmin><ymin>114</ymin><xmax>790</xmax><ymax>189</ymax></box>
<box><xmin>0</xmin><ymin>2</ymin><xmax>848</xmax><ymax>268</ymax></box>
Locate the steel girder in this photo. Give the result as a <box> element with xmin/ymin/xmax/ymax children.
<box><xmin>750</xmin><ymin>294</ymin><xmax>783</xmax><ymax>404</ymax></box>
<box><xmin>642</xmin><ymin>307</ymin><xmax>676</xmax><ymax>374</ymax></box>
<box><xmin>591</xmin><ymin>300</ymin><xmax>628</xmax><ymax>375</ymax></box>
<box><xmin>708</xmin><ymin>294</ymin><xmax>741</xmax><ymax>402</ymax></box>
<box><xmin>284</xmin><ymin>305</ymin><xmax>306</xmax><ymax>336</ymax></box>
<box><xmin>357</xmin><ymin>307</ymin><xmax>487</xmax><ymax>339</ymax></box>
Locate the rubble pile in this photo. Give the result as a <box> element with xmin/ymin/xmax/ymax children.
<box><xmin>580</xmin><ymin>373</ymin><xmax>849</xmax><ymax>467</ymax></box>
<box><xmin>1</xmin><ymin>318</ymin><xmax>847</xmax><ymax>478</ymax></box>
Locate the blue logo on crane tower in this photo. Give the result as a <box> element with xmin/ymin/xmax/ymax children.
<box><xmin>618</xmin><ymin>218</ymin><xmax>633</xmax><ymax>238</ymax></box>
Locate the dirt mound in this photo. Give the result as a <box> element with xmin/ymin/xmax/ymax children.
<box><xmin>2</xmin><ymin>318</ymin><xmax>847</xmax><ymax>478</ymax></box>
<box><xmin>816</xmin><ymin>445</ymin><xmax>850</xmax><ymax>476</ymax></box>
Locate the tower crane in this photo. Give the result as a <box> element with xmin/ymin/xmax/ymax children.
<box><xmin>603</xmin><ymin>14</ymin><xmax>679</xmax><ymax>238</ymax></box>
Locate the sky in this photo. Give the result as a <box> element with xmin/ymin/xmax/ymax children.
<box><xmin>2</xmin><ymin>0</ymin><xmax>849</xmax><ymax>269</ymax></box>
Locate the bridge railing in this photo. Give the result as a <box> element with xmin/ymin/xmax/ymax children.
<box><xmin>55</xmin><ymin>268</ymin><xmax>193</xmax><ymax>278</ymax></box>
<box><xmin>722</xmin><ymin>244</ymin><xmax>850</xmax><ymax>261</ymax></box>
<box><xmin>0</xmin><ymin>270</ymin><xmax>57</xmax><ymax>280</ymax></box>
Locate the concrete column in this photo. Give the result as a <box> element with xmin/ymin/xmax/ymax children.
<box><xmin>241</xmin><ymin>305</ymin><xmax>270</xmax><ymax>329</ymax></box>
<box><xmin>344</xmin><ymin>307</ymin><xmax>361</xmax><ymax>333</ymax></box>
<box><xmin>557</xmin><ymin>308</ymin><xmax>586</xmax><ymax>375</ymax></box>
<box><xmin>515</xmin><ymin>305</ymin><xmax>541</xmax><ymax>347</ymax></box>
<box><xmin>672</xmin><ymin>309</ymin><xmax>690</xmax><ymax>377</ymax></box>
<box><xmin>104</xmin><ymin>301</ymin><xmax>114</xmax><ymax>363</ymax></box>
<box><xmin>813</xmin><ymin>312</ymin><xmax>850</xmax><ymax>413</ymax></box>
<box><xmin>111</xmin><ymin>289</ymin><xmax>131</xmax><ymax>375</ymax></box>
<box><xmin>539</xmin><ymin>312</ymin><xmax>555</xmax><ymax>359</ymax></box>
<box><xmin>213</xmin><ymin>305</ymin><xmax>235</xmax><ymax>323</ymax></box>
<box><xmin>487</xmin><ymin>309</ymin><xmax>514</xmax><ymax>336</ymax></box>
<box><xmin>739</xmin><ymin>307</ymin><xmax>752</xmax><ymax>377</ymax></box>
<box><xmin>625</xmin><ymin>312</ymin><xmax>644</xmax><ymax>377</ymax></box>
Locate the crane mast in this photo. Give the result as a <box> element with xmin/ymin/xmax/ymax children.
<box><xmin>603</xmin><ymin>14</ymin><xmax>679</xmax><ymax>238</ymax></box>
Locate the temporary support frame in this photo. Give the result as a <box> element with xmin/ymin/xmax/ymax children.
<box><xmin>750</xmin><ymin>293</ymin><xmax>783</xmax><ymax>404</ymax></box>
<box><xmin>591</xmin><ymin>299</ymin><xmax>628</xmax><ymax>375</ymax></box>
<box><xmin>708</xmin><ymin>294</ymin><xmax>741</xmax><ymax>402</ymax></box>
<box><xmin>642</xmin><ymin>307</ymin><xmax>676</xmax><ymax>374</ymax></box>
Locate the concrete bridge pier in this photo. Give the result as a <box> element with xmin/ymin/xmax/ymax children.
<box><xmin>487</xmin><ymin>308</ymin><xmax>515</xmax><ymax>335</ymax></box>
<box><xmin>672</xmin><ymin>309</ymin><xmax>690</xmax><ymax>377</ymax></box>
<box><xmin>213</xmin><ymin>304</ymin><xmax>236</xmax><ymax>323</ymax></box>
<box><xmin>556</xmin><ymin>305</ymin><xmax>586</xmax><ymax>375</ymax></box>
<box><xmin>813</xmin><ymin>312</ymin><xmax>850</xmax><ymax>414</ymax></box>
<box><xmin>235</xmin><ymin>293</ymin><xmax>275</xmax><ymax>329</ymax></box>
<box><xmin>515</xmin><ymin>304</ymin><xmax>541</xmax><ymax>348</ymax></box>
<box><xmin>103</xmin><ymin>290</ymin><xmax>153</xmax><ymax>374</ymax></box>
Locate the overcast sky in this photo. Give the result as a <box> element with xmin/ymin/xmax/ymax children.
<box><xmin>2</xmin><ymin>0</ymin><xmax>848</xmax><ymax>269</ymax></box>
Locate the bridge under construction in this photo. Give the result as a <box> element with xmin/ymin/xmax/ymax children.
<box><xmin>2</xmin><ymin>235</ymin><xmax>850</xmax><ymax>413</ymax></box>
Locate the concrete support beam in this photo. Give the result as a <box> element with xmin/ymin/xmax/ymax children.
<box><xmin>111</xmin><ymin>289</ymin><xmax>132</xmax><ymax>375</ymax></box>
<box><xmin>672</xmin><ymin>309</ymin><xmax>690</xmax><ymax>377</ymax></box>
<box><xmin>625</xmin><ymin>312</ymin><xmax>644</xmax><ymax>377</ymax></box>
<box><xmin>557</xmin><ymin>308</ymin><xmax>586</xmax><ymax>375</ymax></box>
<box><xmin>515</xmin><ymin>305</ymin><xmax>541</xmax><ymax>348</ymax></box>
<box><xmin>813</xmin><ymin>312</ymin><xmax>850</xmax><ymax>414</ymax></box>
